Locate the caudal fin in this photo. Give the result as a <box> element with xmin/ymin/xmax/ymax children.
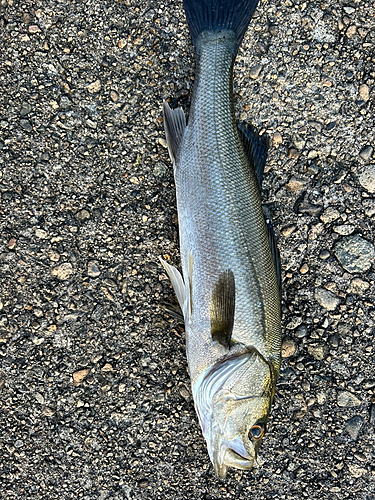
<box><xmin>183</xmin><ymin>0</ymin><xmax>260</xmax><ymax>53</ymax></box>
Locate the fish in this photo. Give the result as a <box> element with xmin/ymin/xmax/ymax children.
<box><xmin>160</xmin><ymin>0</ymin><xmax>282</xmax><ymax>478</ymax></box>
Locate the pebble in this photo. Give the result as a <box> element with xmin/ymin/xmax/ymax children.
<box><xmin>179</xmin><ymin>384</ymin><xmax>190</xmax><ymax>399</ymax></box>
<box><xmin>334</xmin><ymin>234</ymin><xmax>375</xmax><ymax>272</ymax></box>
<box><xmin>59</xmin><ymin>96</ymin><xmax>72</xmax><ymax>109</ymax></box>
<box><xmin>20</xmin><ymin>102</ymin><xmax>32</xmax><ymax>116</ymax></box>
<box><xmin>8</xmin><ymin>238</ymin><xmax>16</xmax><ymax>250</ymax></box>
<box><xmin>333</xmin><ymin>224</ymin><xmax>355</xmax><ymax>236</ymax></box>
<box><xmin>281</xmin><ymin>339</ymin><xmax>297</xmax><ymax>358</ymax></box>
<box><xmin>288</xmin><ymin>148</ymin><xmax>299</xmax><ymax>159</ymax></box>
<box><xmin>286</xmin><ymin>316</ymin><xmax>303</xmax><ymax>330</ymax></box>
<box><xmin>28</xmin><ymin>24</ymin><xmax>41</xmax><ymax>33</ymax></box>
<box><xmin>345</xmin><ymin>416</ymin><xmax>363</xmax><ymax>440</ymax></box>
<box><xmin>101</xmin><ymin>363</ymin><xmax>113</xmax><ymax>372</ymax></box>
<box><xmin>337</xmin><ymin>391</ymin><xmax>361</xmax><ymax>407</ymax></box>
<box><xmin>49</xmin><ymin>252</ymin><xmax>60</xmax><ymax>262</ymax></box>
<box><xmin>362</xmin><ymin>199</ymin><xmax>375</xmax><ymax>217</ymax></box>
<box><xmin>329</xmin><ymin>335</ymin><xmax>339</xmax><ymax>348</ymax></box>
<box><xmin>307</xmin><ymin>343</ymin><xmax>328</xmax><ymax>361</ymax></box>
<box><xmin>91</xmin><ymin>305</ymin><xmax>103</xmax><ymax>321</ymax></box>
<box><xmin>331</xmin><ymin>361</ymin><xmax>350</xmax><ymax>378</ymax></box>
<box><xmin>272</xmin><ymin>132</ymin><xmax>282</xmax><ymax>147</ymax></box>
<box><xmin>295</xmin><ymin>325</ymin><xmax>308</xmax><ymax>338</ymax></box>
<box><xmin>286</xmin><ymin>176</ymin><xmax>305</xmax><ymax>192</ymax></box>
<box><xmin>87</xmin><ymin>79</ymin><xmax>101</xmax><ymax>93</ymax></box>
<box><xmin>72</xmin><ymin>369</ymin><xmax>90</xmax><ymax>384</ymax></box>
<box><xmin>76</xmin><ymin>209</ymin><xmax>90</xmax><ymax>221</ymax></box>
<box><xmin>359</xmin><ymin>145</ymin><xmax>373</xmax><ymax>161</ymax></box>
<box><xmin>350</xmin><ymin>277</ymin><xmax>370</xmax><ymax>295</ymax></box>
<box><xmin>110</xmin><ymin>90</ymin><xmax>119</xmax><ymax>102</ymax></box>
<box><xmin>20</xmin><ymin>119</ymin><xmax>32</xmax><ymax>132</ymax></box>
<box><xmin>299</xmin><ymin>263</ymin><xmax>309</xmax><ymax>274</ymax></box>
<box><xmin>87</xmin><ymin>261</ymin><xmax>101</xmax><ymax>277</ymax></box>
<box><xmin>319</xmin><ymin>250</ymin><xmax>330</xmax><ymax>260</ymax></box>
<box><xmin>35</xmin><ymin>392</ymin><xmax>45</xmax><ymax>404</ymax></box>
<box><xmin>358</xmin><ymin>164</ymin><xmax>375</xmax><ymax>193</ymax></box>
<box><xmin>314</xmin><ymin>287</ymin><xmax>340</xmax><ymax>310</ymax></box>
<box><xmin>43</xmin><ymin>407</ymin><xmax>55</xmax><ymax>417</ymax></box>
<box><xmin>35</xmin><ymin>228</ymin><xmax>48</xmax><ymax>238</ymax></box>
<box><xmin>153</xmin><ymin>161</ymin><xmax>168</xmax><ymax>177</ymax></box>
<box><xmin>359</xmin><ymin>84</ymin><xmax>370</xmax><ymax>101</ymax></box>
<box><xmin>249</xmin><ymin>64</ymin><xmax>263</xmax><ymax>79</ymax></box>
<box><xmin>347</xmin><ymin>464</ymin><xmax>367</xmax><ymax>478</ymax></box>
<box><xmin>281</xmin><ymin>224</ymin><xmax>296</xmax><ymax>237</ymax></box>
<box><xmin>51</xmin><ymin>262</ymin><xmax>73</xmax><ymax>280</ymax></box>
<box><xmin>320</xmin><ymin>207</ymin><xmax>340</xmax><ymax>224</ymax></box>
<box><xmin>0</xmin><ymin>370</ymin><xmax>5</xmax><ymax>391</ymax></box>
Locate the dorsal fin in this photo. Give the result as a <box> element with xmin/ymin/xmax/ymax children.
<box><xmin>265</xmin><ymin>218</ymin><xmax>281</xmax><ymax>291</ymax></box>
<box><xmin>237</xmin><ymin>122</ymin><xmax>269</xmax><ymax>189</ymax></box>
<box><xmin>163</xmin><ymin>101</ymin><xmax>186</xmax><ymax>165</ymax></box>
<box><xmin>210</xmin><ymin>270</ymin><xmax>235</xmax><ymax>349</ymax></box>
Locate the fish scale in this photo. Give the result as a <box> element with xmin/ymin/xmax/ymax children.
<box><xmin>161</xmin><ymin>0</ymin><xmax>282</xmax><ymax>478</ymax></box>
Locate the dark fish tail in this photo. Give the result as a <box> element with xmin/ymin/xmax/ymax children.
<box><xmin>183</xmin><ymin>0</ymin><xmax>261</xmax><ymax>53</ymax></box>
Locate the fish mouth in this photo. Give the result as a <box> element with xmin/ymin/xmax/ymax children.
<box><xmin>213</xmin><ymin>448</ymin><xmax>255</xmax><ymax>478</ymax></box>
<box><xmin>213</xmin><ymin>436</ymin><xmax>255</xmax><ymax>478</ymax></box>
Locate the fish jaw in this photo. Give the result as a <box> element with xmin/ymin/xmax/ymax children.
<box><xmin>211</xmin><ymin>433</ymin><xmax>256</xmax><ymax>478</ymax></box>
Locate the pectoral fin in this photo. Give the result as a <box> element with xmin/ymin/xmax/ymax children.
<box><xmin>159</xmin><ymin>257</ymin><xmax>186</xmax><ymax>315</ymax></box>
<box><xmin>210</xmin><ymin>270</ymin><xmax>236</xmax><ymax>349</ymax></box>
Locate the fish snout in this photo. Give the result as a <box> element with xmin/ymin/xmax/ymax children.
<box><xmin>212</xmin><ymin>436</ymin><xmax>255</xmax><ymax>477</ymax></box>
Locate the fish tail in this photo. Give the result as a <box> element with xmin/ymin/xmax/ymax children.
<box><xmin>182</xmin><ymin>0</ymin><xmax>260</xmax><ymax>54</ymax></box>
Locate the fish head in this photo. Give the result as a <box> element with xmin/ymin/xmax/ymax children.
<box><xmin>193</xmin><ymin>348</ymin><xmax>277</xmax><ymax>478</ymax></box>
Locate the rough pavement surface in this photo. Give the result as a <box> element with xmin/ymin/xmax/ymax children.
<box><xmin>0</xmin><ymin>0</ymin><xmax>374</xmax><ymax>499</ymax></box>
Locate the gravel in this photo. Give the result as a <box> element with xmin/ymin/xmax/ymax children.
<box><xmin>1</xmin><ymin>0</ymin><xmax>375</xmax><ymax>499</ymax></box>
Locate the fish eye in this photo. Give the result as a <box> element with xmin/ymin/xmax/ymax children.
<box><xmin>249</xmin><ymin>422</ymin><xmax>265</xmax><ymax>440</ymax></box>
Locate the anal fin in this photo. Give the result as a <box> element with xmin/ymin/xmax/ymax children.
<box><xmin>210</xmin><ymin>270</ymin><xmax>236</xmax><ymax>349</ymax></box>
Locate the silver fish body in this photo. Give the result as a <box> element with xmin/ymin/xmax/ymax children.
<box><xmin>161</xmin><ymin>2</ymin><xmax>281</xmax><ymax>478</ymax></box>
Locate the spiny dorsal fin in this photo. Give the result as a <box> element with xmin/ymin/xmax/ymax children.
<box><xmin>163</xmin><ymin>101</ymin><xmax>186</xmax><ymax>165</ymax></box>
<box><xmin>237</xmin><ymin>121</ymin><xmax>269</xmax><ymax>189</ymax></box>
<box><xmin>210</xmin><ymin>270</ymin><xmax>235</xmax><ymax>349</ymax></box>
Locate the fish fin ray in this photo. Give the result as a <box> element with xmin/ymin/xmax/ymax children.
<box><xmin>159</xmin><ymin>257</ymin><xmax>186</xmax><ymax>316</ymax></box>
<box><xmin>183</xmin><ymin>0</ymin><xmax>260</xmax><ymax>54</ymax></box>
<box><xmin>163</xmin><ymin>101</ymin><xmax>186</xmax><ymax>164</ymax></box>
<box><xmin>237</xmin><ymin>121</ymin><xmax>269</xmax><ymax>189</ymax></box>
<box><xmin>265</xmin><ymin>219</ymin><xmax>281</xmax><ymax>291</ymax></box>
<box><xmin>187</xmin><ymin>250</ymin><xmax>193</xmax><ymax>321</ymax></box>
<box><xmin>209</xmin><ymin>270</ymin><xmax>235</xmax><ymax>348</ymax></box>
<box><xmin>161</xmin><ymin>302</ymin><xmax>185</xmax><ymax>323</ymax></box>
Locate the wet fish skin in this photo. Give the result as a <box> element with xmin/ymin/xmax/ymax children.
<box><xmin>161</xmin><ymin>0</ymin><xmax>281</xmax><ymax>478</ymax></box>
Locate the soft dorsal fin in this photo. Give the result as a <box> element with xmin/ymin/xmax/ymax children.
<box><xmin>265</xmin><ymin>219</ymin><xmax>281</xmax><ymax>291</ymax></box>
<box><xmin>237</xmin><ymin>122</ymin><xmax>269</xmax><ymax>189</ymax></box>
<box><xmin>163</xmin><ymin>101</ymin><xmax>186</xmax><ymax>165</ymax></box>
<box><xmin>210</xmin><ymin>270</ymin><xmax>235</xmax><ymax>349</ymax></box>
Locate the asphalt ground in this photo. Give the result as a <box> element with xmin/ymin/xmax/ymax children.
<box><xmin>0</xmin><ymin>0</ymin><xmax>374</xmax><ymax>499</ymax></box>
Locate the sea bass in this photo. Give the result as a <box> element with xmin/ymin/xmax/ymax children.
<box><xmin>160</xmin><ymin>0</ymin><xmax>282</xmax><ymax>477</ymax></box>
